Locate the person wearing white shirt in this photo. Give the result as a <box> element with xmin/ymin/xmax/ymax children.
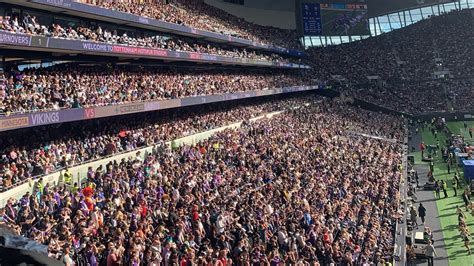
<box><xmin>424</xmin><ymin>241</ymin><xmax>437</xmax><ymax>266</ymax></box>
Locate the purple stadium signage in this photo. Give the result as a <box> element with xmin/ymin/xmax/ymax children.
<box><xmin>0</xmin><ymin>86</ymin><xmax>319</xmax><ymax>132</ymax></box>
<box><xmin>84</xmin><ymin>108</ymin><xmax>96</xmax><ymax>119</ymax></box>
<box><xmin>111</xmin><ymin>46</ymin><xmax>168</xmax><ymax>57</ymax></box>
<box><xmin>30</xmin><ymin>112</ymin><xmax>60</xmax><ymax>126</ymax></box>
<box><xmin>200</xmin><ymin>54</ymin><xmax>218</xmax><ymax>61</ymax></box>
<box><xmin>82</xmin><ymin>42</ymin><xmax>110</xmax><ymax>52</ymax></box>
<box><xmin>44</xmin><ymin>0</ymin><xmax>72</xmax><ymax>8</ymax></box>
<box><xmin>114</xmin><ymin>103</ymin><xmax>146</xmax><ymax>114</ymax></box>
<box><xmin>37</xmin><ymin>36</ymin><xmax>305</xmax><ymax>68</ymax></box>
<box><xmin>0</xmin><ymin>32</ymin><xmax>31</xmax><ymax>46</ymax></box>
<box><xmin>138</xmin><ymin>17</ymin><xmax>150</xmax><ymax>25</ymax></box>
<box><xmin>0</xmin><ymin>31</ymin><xmax>308</xmax><ymax>68</ymax></box>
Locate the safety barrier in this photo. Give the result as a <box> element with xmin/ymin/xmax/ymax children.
<box><xmin>393</xmin><ymin>133</ymin><xmax>409</xmax><ymax>266</ymax></box>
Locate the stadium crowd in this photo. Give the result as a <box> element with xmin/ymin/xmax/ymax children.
<box><xmin>1</xmin><ymin>1</ymin><xmax>473</xmax><ymax>265</ymax></box>
<box><xmin>0</xmin><ymin>95</ymin><xmax>406</xmax><ymax>265</ymax></box>
<box><xmin>307</xmin><ymin>9</ymin><xmax>473</xmax><ymax>83</ymax></box>
<box><xmin>0</xmin><ymin>65</ymin><xmax>310</xmax><ymax>114</ymax></box>
<box><xmin>339</xmin><ymin>81</ymin><xmax>451</xmax><ymax>114</ymax></box>
<box><xmin>339</xmin><ymin>78</ymin><xmax>474</xmax><ymax>115</ymax></box>
<box><xmin>0</xmin><ymin>95</ymin><xmax>312</xmax><ymax>190</ymax></box>
<box><xmin>307</xmin><ymin>9</ymin><xmax>473</xmax><ymax>114</ymax></box>
<box><xmin>79</xmin><ymin>0</ymin><xmax>301</xmax><ymax>49</ymax></box>
<box><xmin>446</xmin><ymin>79</ymin><xmax>474</xmax><ymax>112</ymax></box>
<box><xmin>0</xmin><ymin>14</ymin><xmax>295</xmax><ymax>64</ymax></box>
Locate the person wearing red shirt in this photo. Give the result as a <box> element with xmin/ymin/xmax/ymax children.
<box><xmin>420</xmin><ymin>142</ymin><xmax>426</xmax><ymax>157</ymax></box>
<box><xmin>106</xmin><ymin>244</ymin><xmax>119</xmax><ymax>266</ymax></box>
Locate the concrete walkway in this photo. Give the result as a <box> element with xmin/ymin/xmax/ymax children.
<box><xmin>409</xmin><ymin>125</ymin><xmax>449</xmax><ymax>265</ymax></box>
<box><xmin>412</xmin><ymin>163</ymin><xmax>449</xmax><ymax>265</ymax></box>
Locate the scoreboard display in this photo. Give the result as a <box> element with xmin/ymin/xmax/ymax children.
<box><xmin>302</xmin><ymin>3</ymin><xmax>323</xmax><ymax>35</ymax></box>
<box><xmin>301</xmin><ymin>2</ymin><xmax>370</xmax><ymax>36</ymax></box>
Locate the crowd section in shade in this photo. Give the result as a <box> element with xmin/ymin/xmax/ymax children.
<box><xmin>339</xmin><ymin>79</ymin><xmax>474</xmax><ymax>115</ymax></box>
<box><xmin>0</xmin><ymin>65</ymin><xmax>310</xmax><ymax>114</ymax></box>
<box><xmin>307</xmin><ymin>9</ymin><xmax>473</xmax><ymax>83</ymax></box>
<box><xmin>307</xmin><ymin>9</ymin><xmax>473</xmax><ymax>114</ymax></box>
<box><xmin>0</xmin><ymin>94</ymin><xmax>406</xmax><ymax>265</ymax></box>
<box><xmin>0</xmin><ymin>95</ymin><xmax>312</xmax><ymax>190</ymax></box>
<box><xmin>0</xmin><ymin>14</ymin><xmax>297</xmax><ymax>64</ymax></box>
<box><xmin>78</xmin><ymin>0</ymin><xmax>301</xmax><ymax>50</ymax></box>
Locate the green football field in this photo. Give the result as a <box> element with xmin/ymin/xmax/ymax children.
<box><xmin>414</xmin><ymin>121</ymin><xmax>474</xmax><ymax>266</ymax></box>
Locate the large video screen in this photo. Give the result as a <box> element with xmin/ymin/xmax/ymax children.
<box><xmin>301</xmin><ymin>2</ymin><xmax>370</xmax><ymax>36</ymax></box>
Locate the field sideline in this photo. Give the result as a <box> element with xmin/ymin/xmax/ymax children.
<box><xmin>414</xmin><ymin>121</ymin><xmax>474</xmax><ymax>266</ymax></box>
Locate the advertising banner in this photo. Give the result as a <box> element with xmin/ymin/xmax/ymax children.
<box><xmin>30</xmin><ymin>37</ymin><xmax>306</xmax><ymax>68</ymax></box>
<box><xmin>0</xmin><ymin>86</ymin><xmax>318</xmax><ymax>132</ymax></box>
<box><xmin>0</xmin><ymin>32</ymin><xmax>32</xmax><ymax>46</ymax></box>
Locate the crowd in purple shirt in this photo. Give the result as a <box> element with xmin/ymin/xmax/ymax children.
<box><xmin>339</xmin><ymin>78</ymin><xmax>474</xmax><ymax>114</ymax></box>
<box><xmin>0</xmin><ymin>94</ymin><xmax>406</xmax><ymax>265</ymax></box>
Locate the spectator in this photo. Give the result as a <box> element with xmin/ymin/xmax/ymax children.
<box><xmin>410</xmin><ymin>206</ymin><xmax>418</xmax><ymax>229</ymax></box>
<box><xmin>425</xmin><ymin>241</ymin><xmax>437</xmax><ymax>266</ymax></box>
<box><xmin>418</xmin><ymin>203</ymin><xmax>427</xmax><ymax>224</ymax></box>
<box><xmin>442</xmin><ymin>180</ymin><xmax>448</xmax><ymax>198</ymax></box>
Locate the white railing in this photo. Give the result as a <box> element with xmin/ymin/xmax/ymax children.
<box><xmin>393</xmin><ymin>131</ymin><xmax>409</xmax><ymax>266</ymax></box>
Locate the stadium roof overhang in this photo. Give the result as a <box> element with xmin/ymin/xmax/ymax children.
<box><xmin>358</xmin><ymin>0</ymin><xmax>456</xmax><ymax>17</ymax></box>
